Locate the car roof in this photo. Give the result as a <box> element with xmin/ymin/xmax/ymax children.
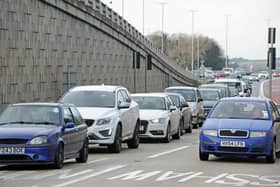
<box><xmin>215</xmin><ymin>78</ymin><xmax>241</xmax><ymax>83</ymax></box>
<box><xmin>220</xmin><ymin>97</ymin><xmax>270</xmax><ymax>103</ymax></box>
<box><xmin>165</xmin><ymin>86</ymin><xmax>198</xmax><ymax>90</ymax></box>
<box><xmin>131</xmin><ymin>93</ymin><xmax>168</xmax><ymax>98</ymax></box>
<box><xmin>69</xmin><ymin>85</ymin><xmax>123</xmax><ymax>92</ymax></box>
<box><xmin>11</xmin><ymin>102</ymin><xmax>73</xmax><ymax>107</ymax></box>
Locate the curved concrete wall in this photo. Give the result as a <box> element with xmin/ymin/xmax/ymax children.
<box><xmin>0</xmin><ymin>0</ymin><xmax>197</xmax><ymax>111</ymax></box>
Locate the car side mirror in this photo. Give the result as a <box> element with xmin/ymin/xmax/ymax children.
<box><xmin>64</xmin><ymin>122</ymin><xmax>75</xmax><ymax>129</ymax></box>
<box><xmin>275</xmin><ymin>117</ymin><xmax>280</xmax><ymax>123</ymax></box>
<box><xmin>198</xmin><ymin>98</ymin><xmax>203</xmax><ymax>102</ymax></box>
<box><xmin>118</xmin><ymin>102</ymin><xmax>130</xmax><ymax>109</ymax></box>
<box><xmin>182</xmin><ymin>102</ymin><xmax>189</xmax><ymax>108</ymax></box>
<box><xmin>170</xmin><ymin>105</ymin><xmax>177</xmax><ymax>112</ymax></box>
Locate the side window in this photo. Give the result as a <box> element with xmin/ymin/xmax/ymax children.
<box><xmin>64</xmin><ymin>108</ymin><xmax>74</xmax><ymax>124</ymax></box>
<box><xmin>117</xmin><ymin>91</ymin><xmax>125</xmax><ymax>104</ymax></box>
<box><xmin>120</xmin><ymin>90</ymin><xmax>130</xmax><ymax>103</ymax></box>
<box><xmin>180</xmin><ymin>96</ymin><xmax>186</xmax><ymax>105</ymax></box>
<box><xmin>166</xmin><ymin>97</ymin><xmax>172</xmax><ymax>109</ymax></box>
<box><xmin>70</xmin><ymin>107</ymin><xmax>83</xmax><ymax>125</ymax></box>
<box><xmin>270</xmin><ymin>102</ymin><xmax>280</xmax><ymax>120</ymax></box>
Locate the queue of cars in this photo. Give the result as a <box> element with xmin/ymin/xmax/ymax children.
<box><xmin>0</xmin><ymin>78</ymin><xmax>279</xmax><ymax>167</ymax></box>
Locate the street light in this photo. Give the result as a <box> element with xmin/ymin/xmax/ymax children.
<box><xmin>122</xmin><ymin>0</ymin><xmax>124</xmax><ymax>17</ymax></box>
<box><xmin>159</xmin><ymin>1</ymin><xmax>167</xmax><ymax>54</ymax></box>
<box><xmin>142</xmin><ymin>0</ymin><xmax>145</xmax><ymax>34</ymax></box>
<box><xmin>190</xmin><ymin>10</ymin><xmax>198</xmax><ymax>72</ymax></box>
<box><xmin>225</xmin><ymin>14</ymin><xmax>231</xmax><ymax>68</ymax></box>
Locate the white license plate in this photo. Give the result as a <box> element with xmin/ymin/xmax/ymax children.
<box><xmin>220</xmin><ymin>141</ymin><xmax>245</xmax><ymax>147</ymax></box>
<box><xmin>140</xmin><ymin>125</ymin><xmax>145</xmax><ymax>131</ymax></box>
<box><xmin>0</xmin><ymin>147</ymin><xmax>25</xmax><ymax>154</ymax></box>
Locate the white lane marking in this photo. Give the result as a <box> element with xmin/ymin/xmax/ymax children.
<box><xmin>54</xmin><ymin>165</ymin><xmax>126</xmax><ymax>187</ymax></box>
<box><xmin>59</xmin><ymin>169</ymin><xmax>93</xmax><ymax>179</ymax></box>
<box><xmin>147</xmin><ymin>146</ymin><xmax>190</xmax><ymax>159</ymax></box>
<box><xmin>259</xmin><ymin>80</ymin><xmax>267</xmax><ymax>98</ymax></box>
<box><xmin>83</xmin><ymin>158</ymin><xmax>109</xmax><ymax>165</ymax></box>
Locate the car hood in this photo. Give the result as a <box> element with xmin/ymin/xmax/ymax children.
<box><xmin>203</xmin><ymin>118</ymin><xmax>272</xmax><ymax>131</ymax></box>
<box><xmin>139</xmin><ymin>110</ymin><xmax>167</xmax><ymax>120</ymax></box>
<box><xmin>0</xmin><ymin>124</ymin><xmax>58</xmax><ymax>140</ymax></box>
<box><xmin>77</xmin><ymin>107</ymin><xmax>115</xmax><ymax>119</ymax></box>
<box><xmin>203</xmin><ymin>101</ymin><xmax>217</xmax><ymax>108</ymax></box>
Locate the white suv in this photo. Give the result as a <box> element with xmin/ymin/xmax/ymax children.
<box><xmin>60</xmin><ymin>85</ymin><xmax>140</xmax><ymax>153</ymax></box>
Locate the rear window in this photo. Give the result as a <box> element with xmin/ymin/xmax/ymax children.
<box><xmin>132</xmin><ymin>96</ymin><xmax>166</xmax><ymax>110</ymax></box>
<box><xmin>165</xmin><ymin>89</ymin><xmax>196</xmax><ymax>102</ymax></box>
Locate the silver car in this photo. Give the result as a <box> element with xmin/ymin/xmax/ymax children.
<box><xmin>165</xmin><ymin>87</ymin><xmax>205</xmax><ymax>128</ymax></box>
<box><xmin>132</xmin><ymin>93</ymin><xmax>181</xmax><ymax>143</ymax></box>
<box><xmin>60</xmin><ymin>85</ymin><xmax>140</xmax><ymax>153</ymax></box>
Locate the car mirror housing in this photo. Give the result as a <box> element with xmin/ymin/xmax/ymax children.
<box><xmin>275</xmin><ymin>117</ymin><xmax>280</xmax><ymax>123</ymax></box>
<box><xmin>182</xmin><ymin>102</ymin><xmax>189</xmax><ymax>108</ymax></box>
<box><xmin>198</xmin><ymin>98</ymin><xmax>203</xmax><ymax>102</ymax></box>
<box><xmin>170</xmin><ymin>105</ymin><xmax>177</xmax><ymax>112</ymax></box>
<box><xmin>118</xmin><ymin>102</ymin><xmax>130</xmax><ymax>109</ymax></box>
<box><xmin>64</xmin><ymin>122</ymin><xmax>75</xmax><ymax>129</ymax></box>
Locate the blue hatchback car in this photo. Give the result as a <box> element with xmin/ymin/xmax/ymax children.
<box><xmin>199</xmin><ymin>97</ymin><xmax>280</xmax><ymax>163</ymax></box>
<box><xmin>0</xmin><ymin>103</ymin><xmax>88</xmax><ymax>168</ymax></box>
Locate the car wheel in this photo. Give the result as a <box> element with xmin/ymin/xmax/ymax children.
<box><xmin>162</xmin><ymin>124</ymin><xmax>171</xmax><ymax>143</ymax></box>
<box><xmin>266</xmin><ymin>141</ymin><xmax>276</xmax><ymax>163</ymax></box>
<box><xmin>172</xmin><ymin>123</ymin><xmax>181</xmax><ymax>140</ymax></box>
<box><xmin>53</xmin><ymin>143</ymin><xmax>64</xmax><ymax>169</ymax></box>
<box><xmin>199</xmin><ymin>147</ymin><xmax>209</xmax><ymax>161</ymax></box>
<box><xmin>108</xmin><ymin>125</ymin><xmax>122</xmax><ymax>153</ymax></box>
<box><xmin>185</xmin><ymin>118</ymin><xmax>192</xmax><ymax>133</ymax></box>
<box><xmin>180</xmin><ymin>119</ymin><xmax>185</xmax><ymax>135</ymax></box>
<box><xmin>127</xmin><ymin>120</ymin><xmax>140</xmax><ymax>149</ymax></box>
<box><xmin>76</xmin><ymin>138</ymin><xmax>89</xmax><ymax>163</ymax></box>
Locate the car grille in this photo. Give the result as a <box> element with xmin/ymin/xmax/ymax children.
<box><xmin>85</xmin><ymin>119</ymin><xmax>95</xmax><ymax>127</ymax></box>
<box><xmin>140</xmin><ymin>120</ymin><xmax>148</xmax><ymax>134</ymax></box>
<box><xmin>218</xmin><ymin>147</ymin><xmax>248</xmax><ymax>152</ymax></box>
<box><xmin>219</xmin><ymin>129</ymin><xmax>248</xmax><ymax>138</ymax></box>
<box><xmin>0</xmin><ymin>155</ymin><xmax>32</xmax><ymax>161</ymax></box>
<box><xmin>0</xmin><ymin>139</ymin><xmax>28</xmax><ymax>144</ymax></box>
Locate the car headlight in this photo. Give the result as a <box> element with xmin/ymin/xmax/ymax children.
<box><xmin>150</xmin><ymin>118</ymin><xmax>165</xmax><ymax>124</ymax></box>
<box><xmin>203</xmin><ymin>130</ymin><xmax>217</xmax><ymax>136</ymax></box>
<box><xmin>96</xmin><ymin>117</ymin><xmax>112</xmax><ymax>126</ymax></box>
<box><xmin>250</xmin><ymin>131</ymin><xmax>267</xmax><ymax>137</ymax></box>
<box><xmin>30</xmin><ymin>136</ymin><xmax>48</xmax><ymax>145</ymax></box>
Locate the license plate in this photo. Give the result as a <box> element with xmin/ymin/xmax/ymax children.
<box><xmin>140</xmin><ymin>125</ymin><xmax>144</xmax><ymax>131</ymax></box>
<box><xmin>0</xmin><ymin>147</ymin><xmax>25</xmax><ymax>154</ymax></box>
<box><xmin>220</xmin><ymin>141</ymin><xmax>245</xmax><ymax>147</ymax></box>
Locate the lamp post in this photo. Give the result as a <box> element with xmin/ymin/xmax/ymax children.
<box><xmin>122</xmin><ymin>0</ymin><xmax>124</xmax><ymax>17</ymax></box>
<box><xmin>225</xmin><ymin>14</ymin><xmax>231</xmax><ymax>68</ymax></box>
<box><xmin>160</xmin><ymin>2</ymin><xmax>167</xmax><ymax>54</ymax></box>
<box><xmin>190</xmin><ymin>10</ymin><xmax>198</xmax><ymax>72</ymax></box>
<box><xmin>142</xmin><ymin>0</ymin><xmax>145</xmax><ymax>34</ymax></box>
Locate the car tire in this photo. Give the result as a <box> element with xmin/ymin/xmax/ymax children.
<box><xmin>108</xmin><ymin>125</ymin><xmax>122</xmax><ymax>153</ymax></box>
<box><xmin>266</xmin><ymin>141</ymin><xmax>276</xmax><ymax>163</ymax></box>
<box><xmin>162</xmin><ymin>124</ymin><xmax>171</xmax><ymax>143</ymax></box>
<box><xmin>199</xmin><ymin>147</ymin><xmax>209</xmax><ymax>161</ymax></box>
<box><xmin>172</xmin><ymin>123</ymin><xmax>181</xmax><ymax>140</ymax></box>
<box><xmin>53</xmin><ymin>143</ymin><xmax>64</xmax><ymax>169</ymax></box>
<box><xmin>185</xmin><ymin>118</ymin><xmax>192</xmax><ymax>133</ymax></box>
<box><xmin>76</xmin><ymin>138</ymin><xmax>89</xmax><ymax>163</ymax></box>
<box><xmin>127</xmin><ymin>120</ymin><xmax>140</xmax><ymax>149</ymax></box>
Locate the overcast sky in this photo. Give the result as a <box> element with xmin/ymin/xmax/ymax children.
<box><xmin>102</xmin><ymin>0</ymin><xmax>280</xmax><ymax>60</ymax></box>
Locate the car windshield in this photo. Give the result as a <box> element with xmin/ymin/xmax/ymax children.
<box><xmin>132</xmin><ymin>96</ymin><xmax>166</xmax><ymax>110</ymax></box>
<box><xmin>200</xmin><ymin>90</ymin><xmax>219</xmax><ymax>101</ymax></box>
<box><xmin>216</xmin><ymin>81</ymin><xmax>242</xmax><ymax>92</ymax></box>
<box><xmin>61</xmin><ymin>91</ymin><xmax>115</xmax><ymax>108</ymax></box>
<box><xmin>202</xmin><ymin>86</ymin><xmax>226</xmax><ymax>97</ymax></box>
<box><xmin>165</xmin><ymin>89</ymin><xmax>196</xmax><ymax>102</ymax></box>
<box><xmin>229</xmin><ymin>87</ymin><xmax>239</xmax><ymax>96</ymax></box>
<box><xmin>210</xmin><ymin>101</ymin><xmax>269</xmax><ymax>120</ymax></box>
<box><xmin>0</xmin><ymin>106</ymin><xmax>60</xmax><ymax>125</ymax></box>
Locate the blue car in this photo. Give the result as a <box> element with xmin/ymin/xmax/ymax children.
<box><xmin>199</xmin><ymin>97</ymin><xmax>280</xmax><ymax>163</ymax></box>
<box><xmin>0</xmin><ymin>103</ymin><xmax>88</xmax><ymax>168</ymax></box>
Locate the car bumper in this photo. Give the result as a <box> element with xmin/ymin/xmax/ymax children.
<box><xmin>200</xmin><ymin>135</ymin><xmax>272</xmax><ymax>156</ymax></box>
<box><xmin>0</xmin><ymin>144</ymin><xmax>57</xmax><ymax>163</ymax></box>
<box><xmin>87</xmin><ymin>125</ymin><xmax>116</xmax><ymax>145</ymax></box>
<box><xmin>139</xmin><ymin>120</ymin><xmax>167</xmax><ymax>138</ymax></box>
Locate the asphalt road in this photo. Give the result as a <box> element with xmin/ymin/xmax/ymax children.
<box><xmin>1</xmin><ymin>127</ymin><xmax>280</xmax><ymax>187</ymax></box>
